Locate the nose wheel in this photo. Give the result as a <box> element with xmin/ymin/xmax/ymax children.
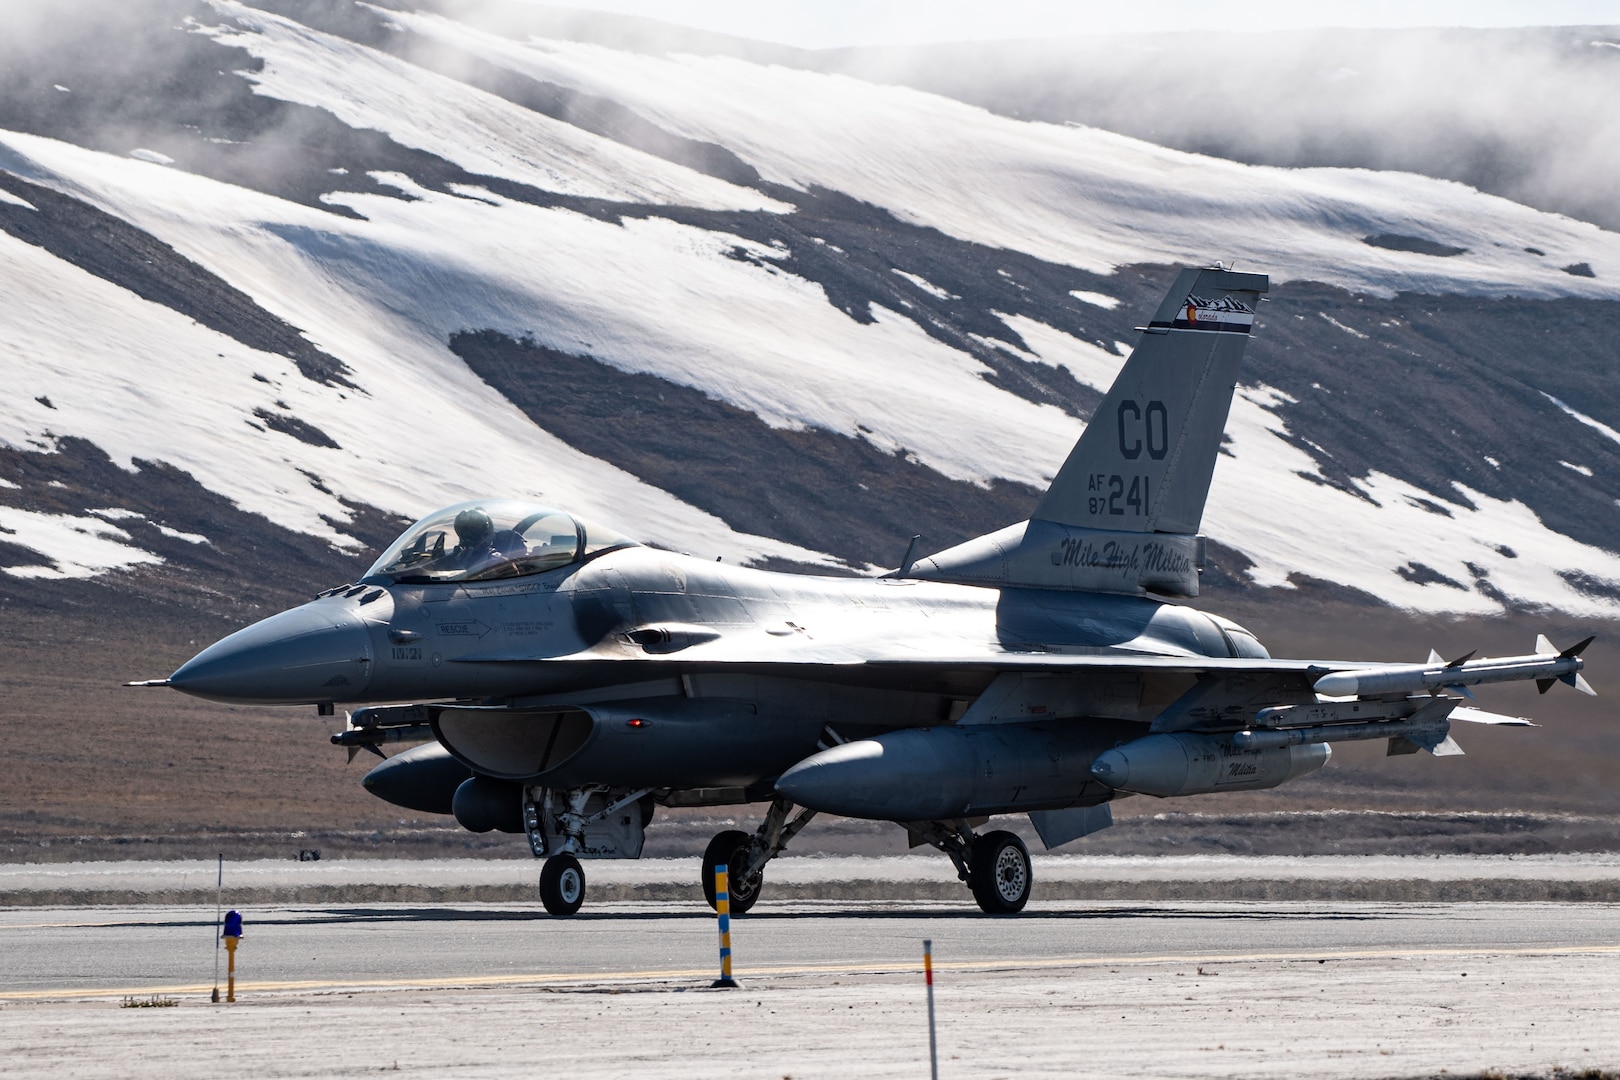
<box><xmin>700</xmin><ymin>797</ymin><xmax>819</xmax><ymax>915</ymax></box>
<box><xmin>702</xmin><ymin>830</ymin><xmax>762</xmax><ymax>914</ymax></box>
<box><xmin>539</xmin><ymin>853</ymin><xmax>585</xmax><ymax>916</ymax></box>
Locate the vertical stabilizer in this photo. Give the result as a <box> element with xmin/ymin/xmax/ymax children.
<box><xmin>1033</xmin><ymin>267</ymin><xmax>1267</xmax><ymax>534</ymax></box>
<box><xmin>907</xmin><ymin>267</ymin><xmax>1267</xmax><ymax>597</ymax></box>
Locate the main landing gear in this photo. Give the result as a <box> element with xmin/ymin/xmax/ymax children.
<box><xmin>910</xmin><ymin>820</ymin><xmax>1034</xmax><ymax>914</ymax></box>
<box><xmin>525</xmin><ymin>785</ymin><xmax>651</xmax><ymax>917</ymax></box>
<box><xmin>701</xmin><ymin>796</ymin><xmax>818</xmax><ymax>915</ymax></box>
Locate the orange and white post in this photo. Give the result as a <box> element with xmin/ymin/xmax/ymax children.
<box><xmin>924</xmin><ymin>939</ymin><xmax>938</xmax><ymax>1080</ymax></box>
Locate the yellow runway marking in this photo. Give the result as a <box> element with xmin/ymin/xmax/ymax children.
<box><xmin>5</xmin><ymin>943</ymin><xmax>1620</xmax><ymax>1002</ymax></box>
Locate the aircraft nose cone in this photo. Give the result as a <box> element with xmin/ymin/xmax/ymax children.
<box><xmin>168</xmin><ymin>601</ymin><xmax>374</xmax><ymax>704</ymax></box>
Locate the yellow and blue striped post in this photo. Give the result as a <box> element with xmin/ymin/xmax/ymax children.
<box><xmin>711</xmin><ymin>864</ymin><xmax>740</xmax><ymax>989</ymax></box>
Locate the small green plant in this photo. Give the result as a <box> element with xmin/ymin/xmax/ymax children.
<box><xmin>119</xmin><ymin>995</ymin><xmax>178</xmax><ymax>1008</ymax></box>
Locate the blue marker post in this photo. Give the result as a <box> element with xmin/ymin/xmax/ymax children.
<box><xmin>222</xmin><ymin>910</ymin><xmax>243</xmax><ymax>1003</ymax></box>
<box><xmin>710</xmin><ymin>864</ymin><xmax>740</xmax><ymax>989</ymax></box>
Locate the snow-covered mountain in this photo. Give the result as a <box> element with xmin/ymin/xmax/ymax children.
<box><xmin>3</xmin><ymin>0</ymin><xmax>1619</xmax><ymax>623</ymax></box>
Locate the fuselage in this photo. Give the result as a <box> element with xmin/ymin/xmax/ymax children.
<box><xmin>167</xmin><ymin>542</ymin><xmax>1267</xmax><ymax>712</ymax></box>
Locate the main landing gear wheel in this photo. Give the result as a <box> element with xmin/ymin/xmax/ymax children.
<box><xmin>539</xmin><ymin>853</ymin><xmax>585</xmax><ymax>916</ymax></box>
<box><xmin>969</xmin><ymin>830</ymin><xmax>1032</xmax><ymax>915</ymax></box>
<box><xmin>702</xmin><ymin>829</ymin><xmax>762</xmax><ymax>915</ymax></box>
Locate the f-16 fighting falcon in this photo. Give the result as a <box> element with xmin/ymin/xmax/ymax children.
<box><xmin>146</xmin><ymin>266</ymin><xmax>1595</xmax><ymax>916</ymax></box>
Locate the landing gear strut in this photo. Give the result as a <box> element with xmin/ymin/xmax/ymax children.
<box><xmin>523</xmin><ymin>785</ymin><xmax>650</xmax><ymax>916</ymax></box>
<box><xmin>702</xmin><ymin>796</ymin><xmax>817</xmax><ymax>914</ymax></box>
<box><xmin>910</xmin><ymin>820</ymin><xmax>1033</xmax><ymax>915</ymax></box>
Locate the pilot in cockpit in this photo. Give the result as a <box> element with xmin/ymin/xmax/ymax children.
<box><xmin>445</xmin><ymin>507</ymin><xmax>524</xmax><ymax>573</ymax></box>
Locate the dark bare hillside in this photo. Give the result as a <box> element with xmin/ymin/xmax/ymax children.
<box><xmin>2</xmin><ymin>0</ymin><xmax>1618</xmax><ymax>864</ymax></box>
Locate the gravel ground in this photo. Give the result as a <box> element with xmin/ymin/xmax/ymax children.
<box><xmin>2</xmin><ymin>949</ymin><xmax>1616</xmax><ymax>1079</ymax></box>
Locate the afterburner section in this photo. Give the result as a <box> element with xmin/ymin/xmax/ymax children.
<box><xmin>361</xmin><ymin>499</ymin><xmax>637</xmax><ymax>585</ymax></box>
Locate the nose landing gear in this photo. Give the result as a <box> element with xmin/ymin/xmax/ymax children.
<box><xmin>701</xmin><ymin>796</ymin><xmax>818</xmax><ymax>915</ymax></box>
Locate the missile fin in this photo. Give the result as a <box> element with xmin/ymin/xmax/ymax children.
<box><xmin>1537</xmin><ymin>677</ymin><xmax>1556</xmax><ymax>694</ymax></box>
<box><xmin>1430</xmin><ymin>735</ymin><xmax>1466</xmax><ymax>757</ymax></box>
<box><xmin>1535</xmin><ymin>633</ymin><xmax>1556</xmax><ymax>656</ymax></box>
<box><xmin>1444</xmin><ymin>649</ymin><xmax>1476</xmax><ymax>668</ymax></box>
<box><xmin>346</xmin><ymin>745</ymin><xmax>360</xmax><ymax>765</ymax></box>
<box><xmin>1561</xmin><ymin>635</ymin><xmax>1596</xmax><ymax>659</ymax></box>
<box><xmin>1444</xmin><ymin>684</ymin><xmax>1477</xmax><ymax>700</ymax></box>
<box><xmin>1563</xmin><ymin>671</ymin><xmax>1597</xmax><ymax>696</ymax></box>
<box><xmin>1452</xmin><ymin>705</ymin><xmax>1536</xmax><ymax>726</ymax></box>
<box><xmin>1427</xmin><ymin>649</ymin><xmax>1444</xmax><ymax>665</ymax></box>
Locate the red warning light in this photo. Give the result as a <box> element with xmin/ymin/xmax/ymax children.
<box><xmin>626</xmin><ymin>718</ymin><xmax>648</xmax><ymax>728</ymax></box>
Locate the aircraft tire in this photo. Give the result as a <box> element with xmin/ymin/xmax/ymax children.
<box><xmin>539</xmin><ymin>853</ymin><xmax>586</xmax><ymax>916</ymax></box>
<box><xmin>702</xmin><ymin>829</ymin><xmax>762</xmax><ymax>915</ymax></box>
<box><xmin>969</xmin><ymin>830</ymin><xmax>1032</xmax><ymax>915</ymax></box>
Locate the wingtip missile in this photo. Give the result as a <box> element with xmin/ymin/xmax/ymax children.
<box><xmin>1314</xmin><ymin>642</ymin><xmax>1591</xmax><ymax>699</ymax></box>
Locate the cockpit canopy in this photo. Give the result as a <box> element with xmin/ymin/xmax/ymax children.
<box><xmin>361</xmin><ymin>499</ymin><xmax>638</xmax><ymax>585</ymax></box>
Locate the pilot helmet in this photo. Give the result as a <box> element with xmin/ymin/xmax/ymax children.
<box><xmin>454</xmin><ymin>507</ymin><xmax>494</xmax><ymax>547</ymax></box>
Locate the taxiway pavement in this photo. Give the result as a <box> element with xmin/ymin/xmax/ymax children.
<box><xmin>2</xmin><ymin>899</ymin><xmax>1617</xmax><ymax>1078</ymax></box>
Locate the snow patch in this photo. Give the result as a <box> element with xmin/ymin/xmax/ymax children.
<box><xmin>127</xmin><ymin>148</ymin><xmax>174</xmax><ymax>166</ymax></box>
<box><xmin>0</xmin><ymin>131</ymin><xmax>837</xmax><ymax>573</ymax></box>
<box><xmin>1207</xmin><ymin>385</ymin><xmax>1620</xmax><ymax>616</ymax></box>
<box><xmin>1543</xmin><ymin>392</ymin><xmax>1620</xmax><ymax>448</ymax></box>
<box><xmin>0</xmin><ymin>187</ymin><xmax>36</xmax><ymax>210</ymax></box>
<box><xmin>1560</xmin><ymin>461</ymin><xmax>1595</xmax><ymax>478</ymax></box>
<box><xmin>389</xmin><ymin>10</ymin><xmax>1620</xmax><ymax>300</ymax></box>
<box><xmin>994</xmin><ymin>313</ymin><xmax>1126</xmax><ymax>393</ymax></box>
<box><xmin>0</xmin><ymin>508</ymin><xmax>164</xmax><ymax>580</ymax></box>
<box><xmin>1068</xmin><ymin>289</ymin><xmax>1120</xmax><ymax>310</ymax></box>
<box><xmin>88</xmin><ymin>508</ymin><xmax>211</xmax><ymax>544</ymax></box>
<box><xmin>1319</xmin><ymin>312</ymin><xmax>1369</xmax><ymax>339</ymax></box>
<box><xmin>891</xmin><ymin>269</ymin><xmax>957</xmax><ymax>300</ymax></box>
<box><xmin>203</xmin><ymin>3</ymin><xmax>786</xmax><ymax>214</ymax></box>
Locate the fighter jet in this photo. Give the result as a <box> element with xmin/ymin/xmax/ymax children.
<box><xmin>147</xmin><ymin>266</ymin><xmax>1594</xmax><ymax>916</ymax></box>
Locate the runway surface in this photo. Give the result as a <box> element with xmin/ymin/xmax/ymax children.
<box><xmin>3</xmin><ymin>898</ymin><xmax>1620</xmax><ymax>998</ymax></box>
<box><xmin>7</xmin><ymin>853</ymin><xmax>1620</xmax><ymax>906</ymax></box>
<box><xmin>2</xmin><ymin>899</ymin><xmax>1618</xmax><ymax>1078</ymax></box>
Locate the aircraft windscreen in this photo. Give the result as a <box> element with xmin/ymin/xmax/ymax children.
<box><xmin>363</xmin><ymin>500</ymin><xmax>636</xmax><ymax>584</ymax></box>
